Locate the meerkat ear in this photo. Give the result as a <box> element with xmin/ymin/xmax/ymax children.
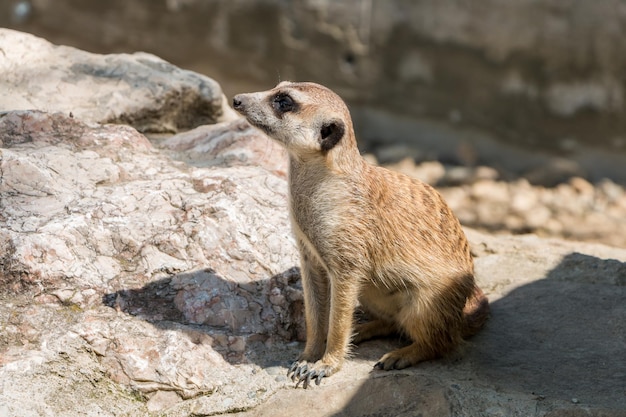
<box><xmin>319</xmin><ymin>120</ymin><xmax>345</xmax><ymax>152</ymax></box>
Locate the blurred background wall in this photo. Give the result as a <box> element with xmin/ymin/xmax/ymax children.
<box><xmin>2</xmin><ymin>0</ymin><xmax>625</xmax><ymax>184</ymax></box>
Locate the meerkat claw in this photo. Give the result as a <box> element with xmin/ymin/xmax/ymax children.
<box><xmin>296</xmin><ymin>368</ymin><xmax>326</xmax><ymax>389</ymax></box>
<box><xmin>289</xmin><ymin>362</ymin><xmax>309</xmax><ymax>382</ymax></box>
<box><xmin>315</xmin><ymin>370</ymin><xmax>325</xmax><ymax>385</ymax></box>
<box><xmin>287</xmin><ymin>361</ymin><xmax>299</xmax><ymax>377</ymax></box>
<box><xmin>303</xmin><ymin>372</ymin><xmax>313</xmax><ymax>389</ymax></box>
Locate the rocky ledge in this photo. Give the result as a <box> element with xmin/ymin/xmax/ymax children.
<box><xmin>0</xmin><ymin>30</ymin><xmax>625</xmax><ymax>417</ymax></box>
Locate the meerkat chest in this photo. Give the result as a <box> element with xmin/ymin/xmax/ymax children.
<box><xmin>288</xmin><ymin>174</ymin><xmax>349</xmax><ymax>251</ymax></box>
<box><xmin>289</xmin><ymin>184</ymin><xmax>341</xmax><ymax>235</ymax></box>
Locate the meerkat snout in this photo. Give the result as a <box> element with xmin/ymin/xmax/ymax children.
<box><xmin>232</xmin><ymin>94</ymin><xmax>254</xmax><ymax>114</ymax></box>
<box><xmin>233</xmin><ymin>81</ymin><xmax>490</xmax><ymax>388</ymax></box>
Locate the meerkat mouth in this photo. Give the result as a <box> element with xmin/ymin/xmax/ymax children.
<box><xmin>247</xmin><ymin>119</ymin><xmax>274</xmax><ymax>135</ymax></box>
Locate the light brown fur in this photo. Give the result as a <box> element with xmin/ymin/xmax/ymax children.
<box><xmin>233</xmin><ymin>82</ymin><xmax>489</xmax><ymax>388</ymax></box>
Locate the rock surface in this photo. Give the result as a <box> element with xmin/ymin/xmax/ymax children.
<box><xmin>0</xmin><ymin>29</ymin><xmax>238</xmax><ymax>133</ymax></box>
<box><xmin>1</xmin><ymin>35</ymin><xmax>625</xmax><ymax>417</ymax></box>
<box><xmin>155</xmin><ymin>118</ymin><xmax>288</xmax><ymax>175</ymax></box>
<box><xmin>0</xmin><ymin>109</ymin><xmax>302</xmax><ymax>416</ymax></box>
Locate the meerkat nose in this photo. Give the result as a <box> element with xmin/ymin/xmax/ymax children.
<box><xmin>232</xmin><ymin>95</ymin><xmax>244</xmax><ymax>110</ymax></box>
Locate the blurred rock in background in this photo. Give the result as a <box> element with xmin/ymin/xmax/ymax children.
<box><xmin>2</xmin><ymin>0</ymin><xmax>626</xmax><ymax>183</ymax></box>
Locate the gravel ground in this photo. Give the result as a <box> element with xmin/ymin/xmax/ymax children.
<box><xmin>377</xmin><ymin>156</ymin><xmax>626</xmax><ymax>249</ymax></box>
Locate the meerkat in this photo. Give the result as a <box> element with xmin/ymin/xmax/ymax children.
<box><xmin>233</xmin><ymin>82</ymin><xmax>489</xmax><ymax>388</ymax></box>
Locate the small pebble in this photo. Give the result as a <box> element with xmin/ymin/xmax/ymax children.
<box><xmin>264</xmin><ymin>366</ymin><xmax>283</xmax><ymax>376</ymax></box>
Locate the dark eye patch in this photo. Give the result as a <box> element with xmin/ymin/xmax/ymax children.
<box><xmin>272</xmin><ymin>93</ymin><xmax>298</xmax><ymax>115</ymax></box>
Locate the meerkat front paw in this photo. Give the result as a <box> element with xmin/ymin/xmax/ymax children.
<box><xmin>287</xmin><ymin>359</ymin><xmax>339</xmax><ymax>389</ymax></box>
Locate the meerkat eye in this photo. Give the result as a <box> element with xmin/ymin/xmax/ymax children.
<box><xmin>272</xmin><ymin>93</ymin><xmax>296</xmax><ymax>113</ymax></box>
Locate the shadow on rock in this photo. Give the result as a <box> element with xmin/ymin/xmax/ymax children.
<box><xmin>331</xmin><ymin>252</ymin><xmax>626</xmax><ymax>416</ymax></box>
<box><xmin>102</xmin><ymin>267</ymin><xmax>305</xmax><ymax>367</ymax></box>
<box><xmin>471</xmin><ymin>252</ymin><xmax>626</xmax><ymax>407</ymax></box>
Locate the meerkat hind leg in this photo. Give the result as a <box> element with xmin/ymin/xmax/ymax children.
<box><xmin>374</xmin><ymin>313</ymin><xmax>446</xmax><ymax>371</ymax></box>
<box><xmin>374</xmin><ymin>289</ymin><xmax>466</xmax><ymax>371</ymax></box>
<box><xmin>374</xmin><ymin>341</ymin><xmax>438</xmax><ymax>371</ymax></box>
<box><xmin>353</xmin><ymin>319</ymin><xmax>398</xmax><ymax>344</ymax></box>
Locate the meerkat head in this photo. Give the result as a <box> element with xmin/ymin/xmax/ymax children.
<box><xmin>233</xmin><ymin>81</ymin><xmax>356</xmax><ymax>158</ymax></box>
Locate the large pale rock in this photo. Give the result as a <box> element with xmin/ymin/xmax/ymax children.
<box><xmin>0</xmin><ymin>110</ymin><xmax>301</xmax><ymax>415</ymax></box>
<box><xmin>0</xmin><ymin>111</ymin><xmax>296</xmax><ymax>290</ymax></box>
<box><xmin>156</xmin><ymin>117</ymin><xmax>289</xmax><ymax>175</ymax></box>
<box><xmin>0</xmin><ymin>29</ymin><xmax>238</xmax><ymax>132</ymax></box>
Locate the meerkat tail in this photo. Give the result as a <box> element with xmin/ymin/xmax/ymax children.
<box><xmin>462</xmin><ymin>285</ymin><xmax>490</xmax><ymax>338</ymax></box>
